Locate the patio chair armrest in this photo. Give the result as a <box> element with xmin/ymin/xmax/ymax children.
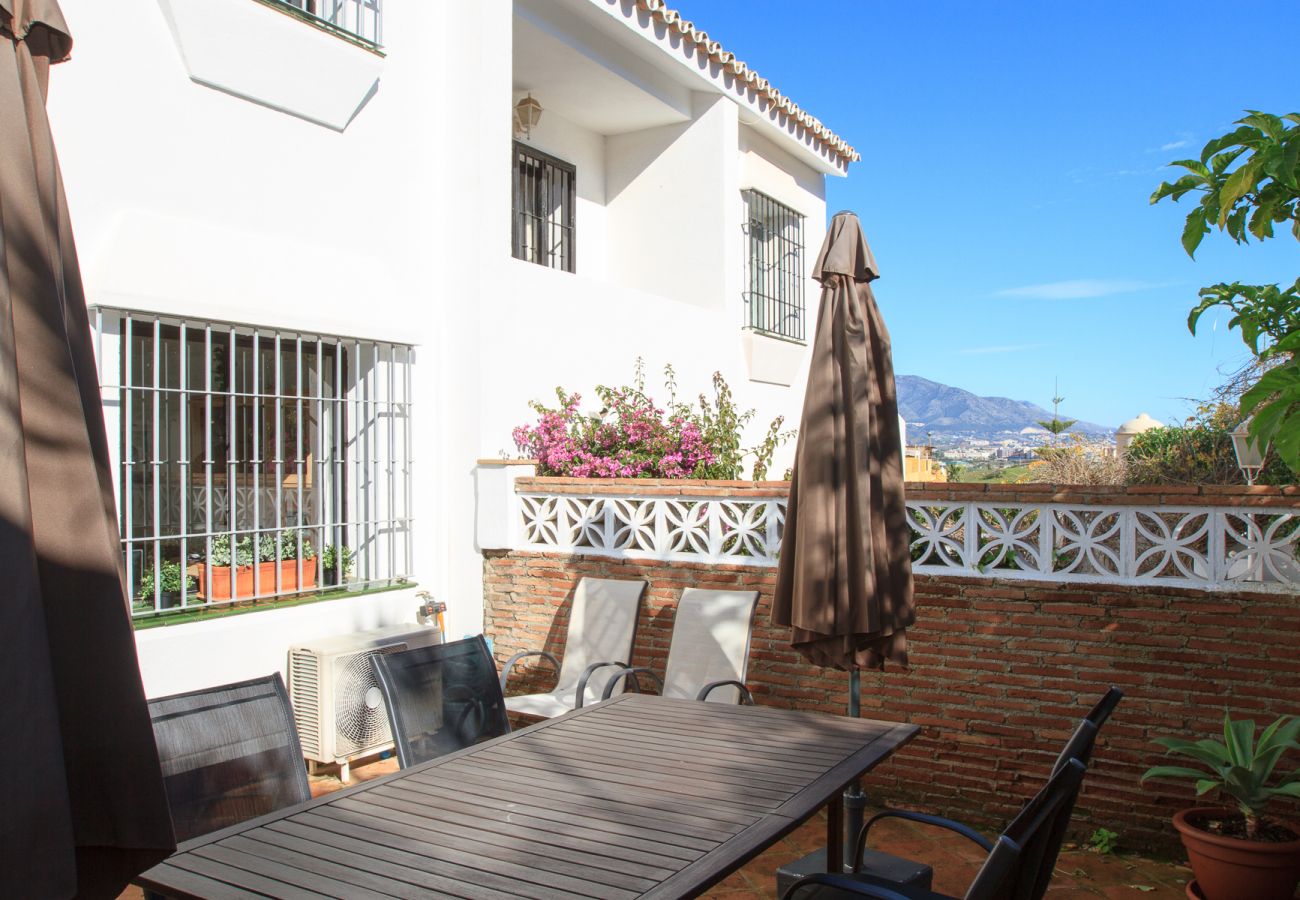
<box><xmin>855</xmin><ymin>810</ymin><xmax>994</xmax><ymax>867</ymax></box>
<box><xmin>695</xmin><ymin>680</ymin><xmax>754</xmax><ymax>704</ymax></box>
<box><xmin>601</xmin><ymin>666</ymin><xmax>663</xmax><ymax>701</ymax></box>
<box><xmin>575</xmin><ymin>661</ymin><xmax>631</xmax><ymax>708</ymax></box>
<box><xmin>499</xmin><ymin>650</ymin><xmax>560</xmax><ymax>692</ymax></box>
<box><xmin>781</xmin><ymin>872</ymin><xmax>941</xmax><ymax>900</ymax></box>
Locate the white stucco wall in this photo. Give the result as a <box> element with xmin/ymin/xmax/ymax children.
<box><xmin>50</xmin><ymin>0</ymin><xmax>509</xmax><ymax>690</ymax></box>
<box><xmin>47</xmin><ymin>0</ymin><xmax>836</xmax><ymax>697</ymax></box>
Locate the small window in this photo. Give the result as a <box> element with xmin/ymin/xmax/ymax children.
<box><xmin>742</xmin><ymin>190</ymin><xmax>806</xmax><ymax>342</ymax></box>
<box><xmin>272</xmin><ymin>0</ymin><xmax>382</xmax><ymax>47</ymax></box>
<box><xmin>512</xmin><ymin>142</ymin><xmax>576</xmax><ymax>273</ymax></box>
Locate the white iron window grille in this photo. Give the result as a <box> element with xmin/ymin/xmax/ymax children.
<box><xmin>512</xmin><ymin>141</ymin><xmax>576</xmax><ymax>274</ymax></box>
<box><xmin>742</xmin><ymin>189</ymin><xmax>806</xmax><ymax>342</ymax></box>
<box><xmin>273</xmin><ymin>0</ymin><xmax>383</xmax><ymax>47</ymax></box>
<box><xmin>90</xmin><ymin>308</ymin><xmax>413</xmax><ymax>615</ymax></box>
<box><xmin>511</xmin><ymin>489</ymin><xmax>1300</xmax><ymax>594</ymax></box>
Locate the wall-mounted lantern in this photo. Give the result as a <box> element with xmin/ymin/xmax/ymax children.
<box><xmin>513</xmin><ymin>94</ymin><xmax>543</xmax><ymax>139</ymax></box>
<box><xmin>1231</xmin><ymin>419</ymin><xmax>1267</xmax><ymax>485</ymax></box>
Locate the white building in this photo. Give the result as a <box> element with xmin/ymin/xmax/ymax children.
<box><xmin>47</xmin><ymin>0</ymin><xmax>855</xmax><ymax>695</ymax></box>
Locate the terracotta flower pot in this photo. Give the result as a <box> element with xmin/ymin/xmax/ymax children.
<box><xmin>1173</xmin><ymin>807</ymin><xmax>1300</xmax><ymax>900</ymax></box>
<box><xmin>188</xmin><ymin>560</ymin><xmax>317</xmax><ymax>600</ymax></box>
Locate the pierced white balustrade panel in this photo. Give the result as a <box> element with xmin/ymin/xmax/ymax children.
<box><xmin>518</xmin><ymin>493</ymin><xmax>787</xmax><ymax>565</ymax></box>
<box><xmin>513</xmin><ymin>489</ymin><xmax>1300</xmax><ymax>594</ymax></box>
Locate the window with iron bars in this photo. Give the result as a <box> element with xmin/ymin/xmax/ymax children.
<box><xmin>742</xmin><ymin>190</ymin><xmax>806</xmax><ymax>342</ymax></box>
<box><xmin>512</xmin><ymin>141</ymin><xmax>576</xmax><ymax>274</ymax></box>
<box><xmin>273</xmin><ymin>0</ymin><xmax>383</xmax><ymax>47</ymax></box>
<box><xmin>90</xmin><ymin>308</ymin><xmax>413</xmax><ymax>616</ymax></box>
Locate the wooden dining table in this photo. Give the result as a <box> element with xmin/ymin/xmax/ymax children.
<box><xmin>138</xmin><ymin>693</ymin><xmax>917</xmax><ymax>899</ymax></box>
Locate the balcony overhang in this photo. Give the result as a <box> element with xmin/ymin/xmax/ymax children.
<box><xmin>512</xmin><ymin>0</ymin><xmax>853</xmax><ymax>177</ymax></box>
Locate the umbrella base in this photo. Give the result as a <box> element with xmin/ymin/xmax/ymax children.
<box><xmin>775</xmin><ymin>847</ymin><xmax>934</xmax><ymax>897</ymax></box>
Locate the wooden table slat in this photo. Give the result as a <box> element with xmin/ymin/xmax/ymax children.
<box><xmin>412</xmin><ymin>764</ymin><xmax>748</xmax><ymax>840</ymax></box>
<box><xmin>604</xmin><ymin>701</ymin><xmax>888</xmax><ymax>740</ymax></box>
<box><xmin>471</xmin><ymin>744</ymin><xmax>792</xmax><ymax>810</ymax></box>
<box><xmin>305</xmin><ymin>804</ymin><xmax>679</xmax><ymax>884</ymax></box>
<box><xmin>445</xmin><ymin>758</ymin><xmax>760</xmax><ymax>830</ymax></box>
<box><xmin>274</xmin><ymin>815</ymin><xmax>661</xmax><ymax>896</ymax></box>
<box><xmin>389</xmin><ymin>773</ymin><xmax>722</xmax><ymax>852</ymax></box>
<box><xmin>260</xmin><ymin>821</ymin><xmax>633</xmax><ymax>900</ymax></box>
<box><xmin>557</xmin><ymin>714</ymin><xmax>873</xmax><ymax>765</ymax></box>
<box><xmin>509</xmin><ymin>728</ymin><xmax>829</xmax><ymax>789</ymax></box>
<box><xmin>185</xmin><ymin>845</ymin><xmax>348</xmax><ymax>900</ymax></box>
<box><xmin>337</xmin><ymin>792</ymin><xmax>697</xmax><ymax>870</ymax></box>
<box><xmin>139</xmin><ymin>862</ymin><xmax>271</xmax><ymax>900</ymax></box>
<box><xmin>360</xmin><ymin>783</ymin><xmax>706</xmax><ymax>860</ymax></box>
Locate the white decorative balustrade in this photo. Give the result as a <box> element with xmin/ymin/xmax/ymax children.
<box><xmin>508</xmin><ymin>484</ymin><xmax>1300</xmax><ymax>593</ymax></box>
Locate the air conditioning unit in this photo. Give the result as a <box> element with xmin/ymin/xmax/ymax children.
<box><xmin>288</xmin><ymin>624</ymin><xmax>441</xmax><ymax>780</ymax></box>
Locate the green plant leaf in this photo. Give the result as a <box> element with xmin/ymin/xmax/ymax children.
<box><xmin>1218</xmin><ymin>161</ymin><xmax>1262</xmax><ymax>226</ymax></box>
<box><xmin>1225</xmin><ymin>714</ymin><xmax>1255</xmax><ymax>766</ymax></box>
<box><xmin>1142</xmin><ymin>765</ymin><xmax>1217</xmax><ymax>783</ymax></box>
<box><xmin>1182</xmin><ymin>207</ymin><xmax>1209</xmax><ymax>257</ymax></box>
<box><xmin>1195</xmin><ymin>779</ymin><xmax>1220</xmax><ymax>796</ymax></box>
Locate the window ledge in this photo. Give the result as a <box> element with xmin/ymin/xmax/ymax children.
<box><xmin>741</xmin><ymin>328</ymin><xmax>807</xmax><ymax>386</ymax></box>
<box><xmin>157</xmin><ymin>0</ymin><xmax>384</xmax><ymax>131</ymax></box>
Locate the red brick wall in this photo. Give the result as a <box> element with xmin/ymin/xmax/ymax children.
<box><xmin>484</xmin><ymin>480</ymin><xmax>1300</xmax><ymax>853</ymax></box>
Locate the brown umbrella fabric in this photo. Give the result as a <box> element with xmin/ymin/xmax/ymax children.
<box><xmin>772</xmin><ymin>211</ymin><xmax>914</xmax><ymax>671</ymax></box>
<box><xmin>0</xmin><ymin>2</ymin><xmax>175</xmax><ymax>896</ymax></box>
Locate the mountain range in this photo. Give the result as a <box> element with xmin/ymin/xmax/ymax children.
<box><xmin>895</xmin><ymin>375</ymin><xmax>1112</xmax><ymax>437</ymax></box>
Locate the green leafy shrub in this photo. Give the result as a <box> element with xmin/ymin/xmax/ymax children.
<box><xmin>208</xmin><ymin>530</ymin><xmax>316</xmax><ymax>567</ymax></box>
<box><xmin>1087</xmin><ymin>827</ymin><xmax>1119</xmax><ymax>854</ymax></box>
<box><xmin>1125</xmin><ymin>409</ymin><xmax>1295</xmax><ymax>486</ymax></box>
<box><xmin>137</xmin><ymin>560</ymin><xmax>197</xmax><ymax>600</ymax></box>
<box><xmin>1142</xmin><ymin>712</ymin><xmax>1300</xmax><ymax>839</ymax></box>
<box><xmin>322</xmin><ymin>543</ymin><xmax>355</xmax><ymax>576</ymax></box>
<box><xmin>513</xmin><ymin>361</ymin><xmax>794</xmax><ymax>480</ymax></box>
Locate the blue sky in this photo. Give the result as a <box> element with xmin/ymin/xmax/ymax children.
<box><xmin>686</xmin><ymin>1</ymin><xmax>1299</xmax><ymax>428</ymax></box>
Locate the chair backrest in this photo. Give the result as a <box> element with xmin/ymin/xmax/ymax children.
<box><xmin>966</xmin><ymin>758</ymin><xmax>1087</xmax><ymax>900</ymax></box>
<box><xmin>553</xmin><ymin>577</ymin><xmax>646</xmax><ymax>700</ymax></box>
<box><xmin>148</xmin><ymin>673</ymin><xmax>311</xmax><ymax>843</ymax></box>
<box><xmin>662</xmin><ymin>588</ymin><xmax>760</xmax><ymax>703</ymax></box>
<box><xmin>372</xmin><ymin>635</ymin><xmax>510</xmax><ymax>769</ymax></box>
<box><xmin>1052</xmin><ymin>687</ymin><xmax>1123</xmax><ymax>772</ymax></box>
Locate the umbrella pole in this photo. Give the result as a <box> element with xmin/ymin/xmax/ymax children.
<box><xmin>843</xmin><ymin>668</ymin><xmax>866</xmax><ymax>869</ymax></box>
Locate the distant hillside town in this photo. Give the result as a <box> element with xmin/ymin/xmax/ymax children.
<box><xmin>897</xmin><ymin>375</ymin><xmax>1117</xmax><ymax>475</ymax></box>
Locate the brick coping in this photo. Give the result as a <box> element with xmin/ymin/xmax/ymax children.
<box><xmin>509</xmin><ymin>474</ymin><xmax>1299</xmax><ymax>507</ymax></box>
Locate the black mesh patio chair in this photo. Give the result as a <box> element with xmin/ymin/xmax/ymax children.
<box><xmin>781</xmin><ymin>758</ymin><xmax>1088</xmax><ymax>900</ymax></box>
<box><xmin>372</xmin><ymin>634</ymin><xmax>510</xmax><ymax>769</ymax></box>
<box><xmin>147</xmin><ymin>673</ymin><xmax>312</xmax><ymax>844</ymax></box>
<box><xmin>776</xmin><ymin>687</ymin><xmax>1123</xmax><ymax>897</ymax></box>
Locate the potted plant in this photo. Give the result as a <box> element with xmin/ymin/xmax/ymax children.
<box><xmin>1142</xmin><ymin>712</ymin><xmax>1300</xmax><ymax>900</ymax></box>
<box><xmin>136</xmin><ymin>560</ymin><xmax>199</xmax><ymax>609</ymax></box>
<box><xmin>188</xmin><ymin>530</ymin><xmax>317</xmax><ymax>600</ymax></box>
<box><xmin>321</xmin><ymin>543</ymin><xmax>355</xmax><ymax>586</ymax></box>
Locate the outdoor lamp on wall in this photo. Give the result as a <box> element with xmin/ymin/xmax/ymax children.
<box><xmin>513</xmin><ymin>94</ymin><xmax>543</xmax><ymax>139</ymax></box>
<box><xmin>1231</xmin><ymin>419</ymin><xmax>1266</xmax><ymax>485</ymax></box>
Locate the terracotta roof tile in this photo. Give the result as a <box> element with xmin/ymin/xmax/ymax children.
<box><xmin>637</xmin><ymin>0</ymin><xmax>859</xmax><ymax>166</ymax></box>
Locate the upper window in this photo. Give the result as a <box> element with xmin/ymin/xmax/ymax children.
<box><xmin>90</xmin><ymin>308</ymin><xmax>413</xmax><ymax>616</ymax></box>
<box><xmin>742</xmin><ymin>190</ymin><xmax>806</xmax><ymax>342</ymax></box>
<box><xmin>512</xmin><ymin>142</ymin><xmax>576</xmax><ymax>274</ymax></box>
<box><xmin>272</xmin><ymin>0</ymin><xmax>382</xmax><ymax>47</ymax></box>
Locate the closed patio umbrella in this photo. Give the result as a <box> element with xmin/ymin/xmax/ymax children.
<box><xmin>1</xmin><ymin>2</ymin><xmax>175</xmax><ymax>896</ymax></box>
<box><xmin>772</xmin><ymin>210</ymin><xmax>915</xmax><ymax>865</ymax></box>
